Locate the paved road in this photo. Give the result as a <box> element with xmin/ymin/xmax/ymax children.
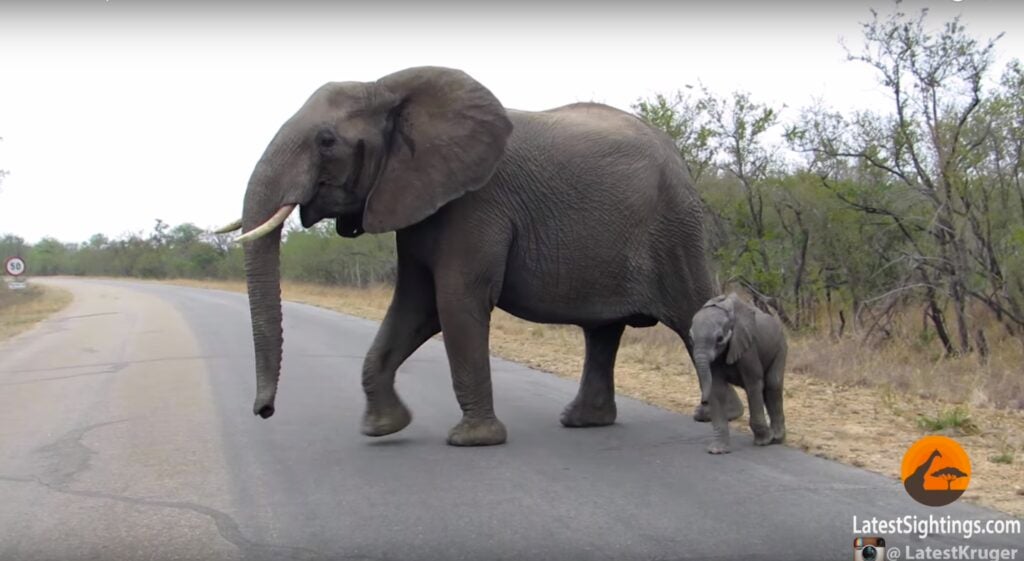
<box><xmin>0</xmin><ymin>279</ymin><xmax>1018</xmax><ymax>561</ymax></box>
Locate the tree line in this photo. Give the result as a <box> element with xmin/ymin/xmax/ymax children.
<box><xmin>2</xmin><ymin>4</ymin><xmax>1021</xmax><ymax>358</ymax></box>
<box><xmin>0</xmin><ymin>221</ymin><xmax>397</xmax><ymax>288</ymax></box>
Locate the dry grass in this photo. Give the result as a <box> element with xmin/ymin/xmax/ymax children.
<box><xmin>0</xmin><ymin>282</ymin><xmax>73</xmax><ymax>341</ymax></box>
<box><xmin>162</xmin><ymin>278</ymin><xmax>1024</xmax><ymax>516</ymax></box>
<box><xmin>788</xmin><ymin>326</ymin><xmax>1024</xmax><ymax>411</ymax></box>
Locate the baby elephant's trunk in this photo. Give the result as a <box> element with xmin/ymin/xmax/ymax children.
<box><xmin>694</xmin><ymin>353</ymin><xmax>714</xmax><ymax>405</ymax></box>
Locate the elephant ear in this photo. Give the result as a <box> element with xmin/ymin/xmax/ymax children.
<box><xmin>725</xmin><ymin>295</ymin><xmax>755</xmax><ymax>365</ymax></box>
<box><xmin>362</xmin><ymin>67</ymin><xmax>513</xmax><ymax>233</ymax></box>
<box><xmin>701</xmin><ymin>294</ymin><xmax>729</xmax><ymax>310</ymax></box>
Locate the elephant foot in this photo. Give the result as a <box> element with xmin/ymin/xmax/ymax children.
<box><xmin>560</xmin><ymin>397</ymin><xmax>617</xmax><ymax>427</ymax></box>
<box><xmin>771</xmin><ymin>427</ymin><xmax>786</xmax><ymax>445</ymax></box>
<box><xmin>707</xmin><ymin>441</ymin><xmax>731</xmax><ymax>455</ymax></box>
<box><xmin>361</xmin><ymin>400</ymin><xmax>412</xmax><ymax>437</ymax></box>
<box><xmin>447</xmin><ymin>416</ymin><xmax>507</xmax><ymax>446</ymax></box>
<box><xmin>692</xmin><ymin>403</ymin><xmax>711</xmax><ymax>422</ymax></box>
<box><xmin>752</xmin><ymin>428</ymin><xmax>773</xmax><ymax>447</ymax></box>
<box><xmin>692</xmin><ymin>400</ymin><xmax>743</xmax><ymax>423</ymax></box>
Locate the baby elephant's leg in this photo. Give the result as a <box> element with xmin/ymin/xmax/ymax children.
<box><xmin>744</xmin><ymin>377</ymin><xmax>773</xmax><ymax>446</ymax></box>
<box><xmin>706</xmin><ymin>377</ymin><xmax>733</xmax><ymax>454</ymax></box>
<box><xmin>764</xmin><ymin>352</ymin><xmax>787</xmax><ymax>444</ymax></box>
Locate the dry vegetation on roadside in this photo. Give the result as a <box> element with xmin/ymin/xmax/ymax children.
<box><xmin>164</xmin><ymin>278</ymin><xmax>1024</xmax><ymax>516</ymax></box>
<box><xmin>0</xmin><ymin>283</ymin><xmax>72</xmax><ymax>341</ymax></box>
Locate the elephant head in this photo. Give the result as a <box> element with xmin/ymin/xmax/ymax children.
<box><xmin>689</xmin><ymin>293</ymin><xmax>755</xmax><ymax>406</ymax></box>
<box><xmin>218</xmin><ymin>67</ymin><xmax>513</xmax><ymax>418</ymax></box>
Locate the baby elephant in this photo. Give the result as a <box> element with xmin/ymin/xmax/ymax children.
<box><xmin>690</xmin><ymin>293</ymin><xmax>787</xmax><ymax>454</ymax></box>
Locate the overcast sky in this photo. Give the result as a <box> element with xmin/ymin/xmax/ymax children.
<box><xmin>0</xmin><ymin>0</ymin><xmax>1021</xmax><ymax>244</ymax></box>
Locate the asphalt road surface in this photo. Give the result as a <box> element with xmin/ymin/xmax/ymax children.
<box><xmin>0</xmin><ymin>279</ymin><xmax>1019</xmax><ymax>561</ymax></box>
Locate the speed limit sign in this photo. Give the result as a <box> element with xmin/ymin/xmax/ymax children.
<box><xmin>4</xmin><ymin>256</ymin><xmax>26</xmax><ymax>277</ymax></box>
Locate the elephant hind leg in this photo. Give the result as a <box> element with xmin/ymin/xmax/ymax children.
<box><xmin>744</xmin><ymin>377</ymin><xmax>773</xmax><ymax>447</ymax></box>
<box><xmin>561</xmin><ymin>322</ymin><xmax>625</xmax><ymax>428</ymax></box>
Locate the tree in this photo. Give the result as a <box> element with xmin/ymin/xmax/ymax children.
<box><xmin>789</xmin><ymin>1</ymin><xmax>1008</xmax><ymax>354</ymax></box>
<box><xmin>0</xmin><ymin>234</ymin><xmax>26</xmax><ymax>261</ymax></box>
<box><xmin>150</xmin><ymin>219</ymin><xmax>171</xmax><ymax>247</ymax></box>
<box><xmin>632</xmin><ymin>89</ymin><xmax>716</xmax><ymax>183</ymax></box>
<box><xmin>962</xmin><ymin>60</ymin><xmax>1024</xmax><ymax>336</ymax></box>
<box><xmin>86</xmin><ymin>234</ymin><xmax>109</xmax><ymax>249</ymax></box>
<box><xmin>29</xmin><ymin>238</ymin><xmax>72</xmax><ymax>275</ymax></box>
<box><xmin>701</xmin><ymin>89</ymin><xmax>794</xmax><ymax>324</ymax></box>
<box><xmin>636</xmin><ymin>86</ymin><xmax>795</xmax><ymax>325</ymax></box>
<box><xmin>931</xmin><ymin>466</ymin><xmax>969</xmax><ymax>490</ymax></box>
<box><xmin>168</xmin><ymin>223</ymin><xmax>203</xmax><ymax>246</ymax></box>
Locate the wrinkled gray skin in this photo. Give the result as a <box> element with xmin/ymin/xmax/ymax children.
<box><xmin>690</xmin><ymin>294</ymin><xmax>787</xmax><ymax>454</ymax></box>
<box><xmin>238</xmin><ymin>66</ymin><xmax>743</xmax><ymax>446</ymax></box>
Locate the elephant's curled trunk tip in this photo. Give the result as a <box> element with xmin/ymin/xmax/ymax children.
<box><xmin>253</xmin><ymin>380</ymin><xmax>279</xmax><ymax>418</ymax></box>
<box><xmin>254</xmin><ymin>397</ymin><xmax>276</xmax><ymax>419</ymax></box>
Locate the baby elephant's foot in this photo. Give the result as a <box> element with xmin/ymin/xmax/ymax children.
<box><xmin>771</xmin><ymin>426</ymin><xmax>786</xmax><ymax>444</ymax></box>
<box><xmin>752</xmin><ymin>429</ymin><xmax>774</xmax><ymax>447</ymax></box>
<box><xmin>707</xmin><ymin>441</ymin><xmax>731</xmax><ymax>454</ymax></box>
<box><xmin>560</xmin><ymin>397</ymin><xmax>617</xmax><ymax>427</ymax></box>
<box><xmin>447</xmin><ymin>416</ymin><xmax>508</xmax><ymax>446</ymax></box>
<box><xmin>693</xmin><ymin>403</ymin><xmax>712</xmax><ymax>423</ymax></box>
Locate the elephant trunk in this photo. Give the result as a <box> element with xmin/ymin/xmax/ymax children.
<box><xmin>244</xmin><ymin>232</ymin><xmax>283</xmax><ymax>418</ymax></box>
<box><xmin>693</xmin><ymin>352</ymin><xmax>714</xmax><ymax>406</ymax></box>
<box><xmin>241</xmin><ymin>130</ymin><xmax>313</xmax><ymax>418</ymax></box>
<box><xmin>243</xmin><ymin>167</ymin><xmax>286</xmax><ymax>418</ymax></box>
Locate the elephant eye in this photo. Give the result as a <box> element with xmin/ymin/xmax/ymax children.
<box><xmin>316</xmin><ymin>129</ymin><xmax>337</xmax><ymax>150</ymax></box>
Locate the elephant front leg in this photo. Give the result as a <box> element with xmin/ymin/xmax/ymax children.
<box><xmin>361</xmin><ymin>267</ymin><xmax>440</xmax><ymax>437</ymax></box>
<box><xmin>706</xmin><ymin>376</ymin><xmax>732</xmax><ymax>454</ymax></box>
<box><xmin>437</xmin><ymin>291</ymin><xmax>507</xmax><ymax>446</ymax></box>
<box><xmin>561</xmin><ymin>323</ymin><xmax>624</xmax><ymax>427</ymax></box>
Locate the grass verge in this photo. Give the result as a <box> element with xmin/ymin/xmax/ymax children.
<box><xmin>161</xmin><ymin>278</ymin><xmax>1024</xmax><ymax>516</ymax></box>
<box><xmin>0</xmin><ymin>282</ymin><xmax>73</xmax><ymax>341</ymax></box>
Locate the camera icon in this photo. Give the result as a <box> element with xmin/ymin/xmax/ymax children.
<box><xmin>853</xmin><ymin>537</ymin><xmax>886</xmax><ymax>561</ymax></box>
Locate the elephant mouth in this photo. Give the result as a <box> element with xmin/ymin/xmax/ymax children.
<box><xmin>298</xmin><ymin>198</ymin><xmax>364</xmax><ymax>237</ymax></box>
<box><xmin>335</xmin><ymin>210</ymin><xmax>365</xmax><ymax>237</ymax></box>
<box><xmin>298</xmin><ymin>186</ymin><xmax>362</xmax><ymax>224</ymax></box>
<box><xmin>298</xmin><ymin>201</ymin><xmax>328</xmax><ymax>228</ymax></box>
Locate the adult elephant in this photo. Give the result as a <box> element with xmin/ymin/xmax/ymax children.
<box><xmin>217</xmin><ymin>66</ymin><xmax>742</xmax><ymax>446</ymax></box>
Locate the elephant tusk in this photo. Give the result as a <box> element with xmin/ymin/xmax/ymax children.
<box><xmin>212</xmin><ymin>218</ymin><xmax>243</xmax><ymax>234</ymax></box>
<box><xmin>235</xmin><ymin>205</ymin><xmax>296</xmax><ymax>243</ymax></box>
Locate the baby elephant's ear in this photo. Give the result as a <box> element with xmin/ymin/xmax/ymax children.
<box><xmin>726</xmin><ymin>299</ymin><xmax>756</xmax><ymax>365</ymax></box>
<box><xmin>702</xmin><ymin>294</ymin><xmax>728</xmax><ymax>309</ymax></box>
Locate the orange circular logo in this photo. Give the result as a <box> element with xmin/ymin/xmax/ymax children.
<box><xmin>901</xmin><ymin>436</ymin><xmax>971</xmax><ymax>507</ymax></box>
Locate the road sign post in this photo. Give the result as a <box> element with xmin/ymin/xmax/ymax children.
<box><xmin>4</xmin><ymin>256</ymin><xmax>28</xmax><ymax>290</ymax></box>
